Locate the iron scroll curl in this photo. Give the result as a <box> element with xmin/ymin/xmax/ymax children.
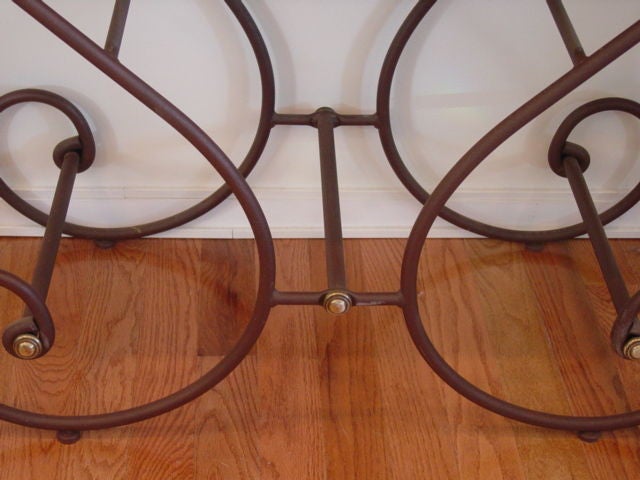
<box><xmin>377</xmin><ymin>1</ymin><xmax>640</xmax><ymax>244</ymax></box>
<box><xmin>399</xmin><ymin>14</ymin><xmax>640</xmax><ymax>432</ymax></box>
<box><xmin>0</xmin><ymin>0</ymin><xmax>276</xmax><ymax>242</ymax></box>
<box><xmin>0</xmin><ymin>0</ymin><xmax>277</xmax><ymax>433</ymax></box>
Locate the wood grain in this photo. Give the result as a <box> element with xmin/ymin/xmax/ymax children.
<box><xmin>0</xmin><ymin>237</ymin><xmax>639</xmax><ymax>479</ymax></box>
<box><xmin>257</xmin><ymin>240</ymin><xmax>327</xmax><ymax>480</ymax></box>
<box><xmin>197</xmin><ymin>239</ymin><xmax>257</xmax><ymax>356</ymax></box>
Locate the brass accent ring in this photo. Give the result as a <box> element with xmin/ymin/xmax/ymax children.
<box><xmin>623</xmin><ymin>337</ymin><xmax>640</xmax><ymax>360</ymax></box>
<box><xmin>323</xmin><ymin>291</ymin><xmax>352</xmax><ymax>315</ymax></box>
<box><xmin>12</xmin><ymin>334</ymin><xmax>43</xmax><ymax>360</ymax></box>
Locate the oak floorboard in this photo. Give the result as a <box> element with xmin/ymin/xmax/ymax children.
<box><xmin>0</xmin><ymin>237</ymin><xmax>639</xmax><ymax>478</ymax></box>
<box><xmin>197</xmin><ymin>240</ymin><xmax>257</xmax><ymax>356</ymax></box>
<box><xmin>257</xmin><ymin>239</ymin><xmax>327</xmax><ymax>480</ymax></box>
<box><xmin>358</xmin><ymin>239</ymin><xmax>462</xmax><ymax>479</ymax></box>
<box><xmin>124</xmin><ymin>239</ymin><xmax>200</xmax><ymax>480</ymax></box>
<box><xmin>195</xmin><ymin>355</ymin><xmax>262</xmax><ymax>480</ymax></box>
<box><xmin>0</xmin><ymin>239</ymin><xmax>137</xmax><ymax>478</ymax></box>
<box><xmin>315</xmin><ymin>239</ymin><xmax>387</xmax><ymax>479</ymax></box>
<box><xmin>463</xmin><ymin>240</ymin><xmax>592</xmax><ymax>479</ymax></box>
<box><xmin>418</xmin><ymin>240</ymin><xmax>527</xmax><ymax>479</ymax></box>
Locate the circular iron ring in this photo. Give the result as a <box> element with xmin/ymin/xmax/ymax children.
<box><xmin>0</xmin><ymin>0</ymin><xmax>276</xmax><ymax>433</ymax></box>
<box><xmin>377</xmin><ymin>1</ymin><xmax>640</xmax><ymax>244</ymax></box>
<box><xmin>400</xmin><ymin>18</ymin><xmax>640</xmax><ymax>433</ymax></box>
<box><xmin>0</xmin><ymin>88</ymin><xmax>96</xmax><ymax>171</ymax></box>
<box><xmin>0</xmin><ymin>0</ymin><xmax>275</xmax><ymax>242</ymax></box>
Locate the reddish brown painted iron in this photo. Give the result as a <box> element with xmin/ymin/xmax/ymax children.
<box><xmin>0</xmin><ymin>0</ymin><xmax>639</xmax><ymax>443</ymax></box>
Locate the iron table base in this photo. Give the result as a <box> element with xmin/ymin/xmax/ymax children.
<box><xmin>1</xmin><ymin>0</ymin><xmax>640</xmax><ymax>444</ymax></box>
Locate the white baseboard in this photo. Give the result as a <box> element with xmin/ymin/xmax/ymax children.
<box><xmin>1</xmin><ymin>186</ymin><xmax>640</xmax><ymax>239</ymax></box>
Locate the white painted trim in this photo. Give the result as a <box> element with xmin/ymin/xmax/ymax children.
<box><xmin>2</xmin><ymin>186</ymin><xmax>639</xmax><ymax>239</ymax></box>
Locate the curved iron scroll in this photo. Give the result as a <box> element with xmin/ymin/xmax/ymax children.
<box><xmin>0</xmin><ymin>0</ymin><xmax>639</xmax><ymax>443</ymax></box>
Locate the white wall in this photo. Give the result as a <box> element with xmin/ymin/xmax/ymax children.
<box><xmin>1</xmin><ymin>0</ymin><xmax>639</xmax><ymax>238</ymax></box>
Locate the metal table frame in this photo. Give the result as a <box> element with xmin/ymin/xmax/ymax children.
<box><xmin>0</xmin><ymin>0</ymin><xmax>639</xmax><ymax>444</ymax></box>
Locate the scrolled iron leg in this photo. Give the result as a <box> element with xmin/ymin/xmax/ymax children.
<box><xmin>399</xmin><ymin>14</ymin><xmax>640</xmax><ymax>436</ymax></box>
<box><xmin>0</xmin><ymin>0</ymin><xmax>277</xmax><ymax>437</ymax></box>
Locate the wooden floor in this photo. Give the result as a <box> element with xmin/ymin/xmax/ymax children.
<box><xmin>0</xmin><ymin>237</ymin><xmax>640</xmax><ymax>479</ymax></box>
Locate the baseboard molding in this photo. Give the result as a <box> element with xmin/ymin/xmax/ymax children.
<box><xmin>1</xmin><ymin>186</ymin><xmax>639</xmax><ymax>238</ymax></box>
